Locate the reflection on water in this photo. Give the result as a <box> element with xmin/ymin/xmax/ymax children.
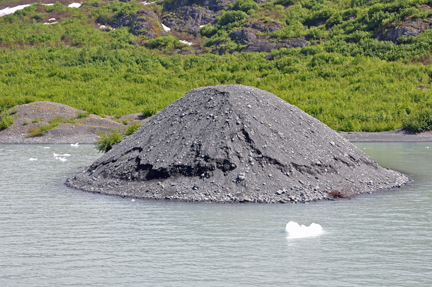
<box><xmin>0</xmin><ymin>143</ymin><xmax>431</xmax><ymax>286</ymax></box>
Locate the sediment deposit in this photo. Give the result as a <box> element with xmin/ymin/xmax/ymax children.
<box><xmin>66</xmin><ymin>85</ymin><xmax>409</xmax><ymax>203</ymax></box>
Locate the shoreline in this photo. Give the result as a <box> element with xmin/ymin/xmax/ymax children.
<box><xmin>1</xmin><ymin>129</ymin><xmax>432</xmax><ymax>144</ymax></box>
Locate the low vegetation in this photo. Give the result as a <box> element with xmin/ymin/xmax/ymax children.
<box><xmin>0</xmin><ymin>109</ymin><xmax>15</xmax><ymax>130</ymax></box>
<box><xmin>94</xmin><ymin>121</ymin><xmax>142</xmax><ymax>152</ymax></box>
<box><xmin>27</xmin><ymin>116</ymin><xmax>77</xmax><ymax>136</ymax></box>
<box><xmin>0</xmin><ymin>0</ymin><xmax>431</xmax><ymax>132</ymax></box>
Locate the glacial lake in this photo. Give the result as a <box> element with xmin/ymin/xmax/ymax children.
<box><xmin>1</xmin><ymin>143</ymin><xmax>431</xmax><ymax>286</ymax></box>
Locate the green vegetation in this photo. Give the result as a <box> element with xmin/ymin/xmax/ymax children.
<box><xmin>404</xmin><ymin>108</ymin><xmax>432</xmax><ymax>132</ymax></box>
<box><xmin>77</xmin><ymin>111</ymin><xmax>89</xmax><ymax>119</ymax></box>
<box><xmin>94</xmin><ymin>129</ymin><xmax>123</xmax><ymax>152</ymax></box>
<box><xmin>0</xmin><ymin>110</ymin><xmax>14</xmax><ymax>130</ymax></box>
<box><xmin>1</xmin><ymin>0</ymin><xmax>432</xmax><ymax>132</ymax></box>
<box><xmin>27</xmin><ymin>116</ymin><xmax>76</xmax><ymax>136</ymax></box>
<box><xmin>94</xmin><ymin>121</ymin><xmax>142</xmax><ymax>152</ymax></box>
<box><xmin>125</xmin><ymin>121</ymin><xmax>142</xmax><ymax>136</ymax></box>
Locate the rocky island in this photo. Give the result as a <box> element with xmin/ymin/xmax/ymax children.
<box><xmin>66</xmin><ymin>85</ymin><xmax>409</xmax><ymax>203</ymax></box>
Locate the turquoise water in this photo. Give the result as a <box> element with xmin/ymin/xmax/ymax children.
<box><xmin>0</xmin><ymin>143</ymin><xmax>431</xmax><ymax>286</ymax></box>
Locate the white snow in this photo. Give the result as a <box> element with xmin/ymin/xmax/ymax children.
<box><xmin>29</xmin><ymin>158</ymin><xmax>38</xmax><ymax>161</ymax></box>
<box><xmin>43</xmin><ymin>4</ymin><xmax>54</xmax><ymax>6</ymax></box>
<box><xmin>48</xmin><ymin>18</ymin><xmax>56</xmax><ymax>21</ymax></box>
<box><xmin>68</xmin><ymin>3</ymin><xmax>81</xmax><ymax>8</ymax></box>
<box><xmin>162</xmin><ymin>23</ymin><xmax>171</xmax><ymax>32</ymax></box>
<box><xmin>43</xmin><ymin>22</ymin><xmax>58</xmax><ymax>25</ymax></box>
<box><xmin>142</xmin><ymin>1</ymin><xmax>156</xmax><ymax>5</ymax></box>
<box><xmin>180</xmin><ymin>40</ymin><xmax>193</xmax><ymax>46</ymax></box>
<box><xmin>0</xmin><ymin>4</ymin><xmax>31</xmax><ymax>18</ymax></box>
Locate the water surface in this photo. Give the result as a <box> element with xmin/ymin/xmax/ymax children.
<box><xmin>0</xmin><ymin>143</ymin><xmax>431</xmax><ymax>286</ymax></box>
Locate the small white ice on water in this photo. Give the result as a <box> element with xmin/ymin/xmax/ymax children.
<box><xmin>285</xmin><ymin>221</ymin><xmax>323</xmax><ymax>239</ymax></box>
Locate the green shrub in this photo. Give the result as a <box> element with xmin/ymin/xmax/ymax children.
<box><xmin>232</xmin><ymin>0</ymin><xmax>258</xmax><ymax>14</ymax></box>
<box><xmin>77</xmin><ymin>111</ymin><xmax>89</xmax><ymax>119</ymax></box>
<box><xmin>94</xmin><ymin>129</ymin><xmax>124</xmax><ymax>153</ymax></box>
<box><xmin>0</xmin><ymin>111</ymin><xmax>14</xmax><ymax>130</ymax></box>
<box><xmin>32</xmin><ymin>118</ymin><xmax>40</xmax><ymax>123</ymax></box>
<box><xmin>403</xmin><ymin>109</ymin><xmax>432</xmax><ymax>133</ymax></box>
<box><xmin>218</xmin><ymin>11</ymin><xmax>248</xmax><ymax>26</ymax></box>
<box><xmin>125</xmin><ymin>122</ymin><xmax>141</xmax><ymax>136</ymax></box>
<box><xmin>142</xmin><ymin>106</ymin><xmax>158</xmax><ymax>119</ymax></box>
<box><xmin>23</xmin><ymin>120</ymin><xmax>29</xmax><ymax>125</ymax></box>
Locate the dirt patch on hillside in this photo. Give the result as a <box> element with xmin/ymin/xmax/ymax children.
<box><xmin>0</xmin><ymin>101</ymin><xmax>149</xmax><ymax>144</ymax></box>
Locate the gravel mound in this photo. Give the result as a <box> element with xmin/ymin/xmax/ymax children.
<box><xmin>0</xmin><ymin>101</ymin><xmax>147</xmax><ymax>144</ymax></box>
<box><xmin>66</xmin><ymin>85</ymin><xmax>409</xmax><ymax>203</ymax></box>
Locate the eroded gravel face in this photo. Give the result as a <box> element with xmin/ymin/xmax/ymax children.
<box><xmin>66</xmin><ymin>85</ymin><xmax>409</xmax><ymax>203</ymax></box>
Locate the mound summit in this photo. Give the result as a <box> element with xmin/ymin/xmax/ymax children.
<box><xmin>66</xmin><ymin>85</ymin><xmax>409</xmax><ymax>203</ymax></box>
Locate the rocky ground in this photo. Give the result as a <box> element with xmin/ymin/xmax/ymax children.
<box><xmin>65</xmin><ymin>85</ymin><xmax>410</xmax><ymax>204</ymax></box>
<box><xmin>0</xmin><ymin>101</ymin><xmax>149</xmax><ymax>144</ymax></box>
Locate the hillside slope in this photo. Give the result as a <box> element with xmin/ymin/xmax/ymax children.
<box><xmin>1</xmin><ymin>0</ymin><xmax>432</xmax><ymax>132</ymax></box>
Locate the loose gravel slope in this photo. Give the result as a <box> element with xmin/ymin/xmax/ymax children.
<box><xmin>66</xmin><ymin>85</ymin><xmax>409</xmax><ymax>203</ymax></box>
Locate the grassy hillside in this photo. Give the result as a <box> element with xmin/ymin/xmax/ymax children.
<box><xmin>1</xmin><ymin>0</ymin><xmax>432</xmax><ymax>132</ymax></box>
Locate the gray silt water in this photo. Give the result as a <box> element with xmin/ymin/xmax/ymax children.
<box><xmin>66</xmin><ymin>85</ymin><xmax>409</xmax><ymax>203</ymax></box>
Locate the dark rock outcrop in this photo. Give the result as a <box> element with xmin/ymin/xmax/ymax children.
<box><xmin>112</xmin><ymin>8</ymin><xmax>167</xmax><ymax>38</ymax></box>
<box><xmin>161</xmin><ymin>0</ymin><xmax>235</xmax><ymax>36</ymax></box>
<box><xmin>66</xmin><ymin>85</ymin><xmax>409</xmax><ymax>203</ymax></box>
<box><xmin>241</xmin><ymin>39</ymin><xmax>277</xmax><ymax>53</ymax></box>
<box><xmin>246</xmin><ymin>20</ymin><xmax>282</xmax><ymax>33</ymax></box>
<box><xmin>376</xmin><ymin>17</ymin><xmax>432</xmax><ymax>42</ymax></box>
<box><xmin>161</xmin><ymin>6</ymin><xmax>216</xmax><ymax>36</ymax></box>
<box><xmin>229</xmin><ymin>28</ymin><xmax>258</xmax><ymax>45</ymax></box>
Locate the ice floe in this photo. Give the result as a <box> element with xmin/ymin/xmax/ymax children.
<box><xmin>285</xmin><ymin>221</ymin><xmax>323</xmax><ymax>239</ymax></box>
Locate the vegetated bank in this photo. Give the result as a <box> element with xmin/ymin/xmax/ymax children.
<box><xmin>1</xmin><ymin>0</ymin><xmax>432</xmax><ymax>133</ymax></box>
<box><xmin>66</xmin><ymin>85</ymin><xmax>409</xmax><ymax>203</ymax></box>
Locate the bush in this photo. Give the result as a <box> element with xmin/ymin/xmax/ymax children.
<box><xmin>403</xmin><ymin>109</ymin><xmax>432</xmax><ymax>133</ymax></box>
<box><xmin>0</xmin><ymin>111</ymin><xmax>14</xmax><ymax>130</ymax></box>
<box><xmin>94</xmin><ymin>129</ymin><xmax>124</xmax><ymax>153</ymax></box>
<box><xmin>218</xmin><ymin>11</ymin><xmax>248</xmax><ymax>26</ymax></box>
<box><xmin>232</xmin><ymin>0</ymin><xmax>258</xmax><ymax>14</ymax></box>
<box><xmin>125</xmin><ymin>122</ymin><xmax>141</xmax><ymax>136</ymax></box>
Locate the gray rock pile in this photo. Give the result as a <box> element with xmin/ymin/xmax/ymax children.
<box><xmin>66</xmin><ymin>85</ymin><xmax>409</xmax><ymax>203</ymax></box>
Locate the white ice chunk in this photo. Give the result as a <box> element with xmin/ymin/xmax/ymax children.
<box><xmin>285</xmin><ymin>221</ymin><xmax>323</xmax><ymax>239</ymax></box>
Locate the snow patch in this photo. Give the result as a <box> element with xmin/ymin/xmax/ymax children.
<box><xmin>0</xmin><ymin>5</ymin><xmax>31</xmax><ymax>18</ymax></box>
<box><xmin>162</xmin><ymin>23</ymin><xmax>171</xmax><ymax>32</ymax></box>
<box><xmin>180</xmin><ymin>40</ymin><xmax>193</xmax><ymax>46</ymax></box>
<box><xmin>68</xmin><ymin>3</ymin><xmax>81</xmax><ymax>8</ymax></box>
